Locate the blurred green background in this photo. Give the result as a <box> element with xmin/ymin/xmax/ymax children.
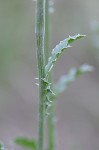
<box><xmin>0</xmin><ymin>0</ymin><xmax>99</xmax><ymax>149</ymax></box>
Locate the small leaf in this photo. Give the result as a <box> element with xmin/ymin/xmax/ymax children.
<box><xmin>45</xmin><ymin>34</ymin><xmax>86</xmax><ymax>74</ymax></box>
<box><xmin>15</xmin><ymin>137</ymin><xmax>36</xmax><ymax>150</ymax></box>
<box><xmin>54</xmin><ymin>64</ymin><xmax>94</xmax><ymax>95</ymax></box>
<box><xmin>0</xmin><ymin>142</ymin><xmax>4</xmax><ymax>150</ymax></box>
<box><xmin>42</xmin><ymin>78</ymin><xmax>55</xmax><ymax>115</ymax></box>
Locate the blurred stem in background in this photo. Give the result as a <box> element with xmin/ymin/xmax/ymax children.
<box><xmin>45</xmin><ymin>1</ymin><xmax>55</xmax><ymax>150</ymax></box>
<box><xmin>36</xmin><ymin>0</ymin><xmax>46</xmax><ymax>150</ymax></box>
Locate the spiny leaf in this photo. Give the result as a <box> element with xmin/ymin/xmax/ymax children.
<box><xmin>15</xmin><ymin>137</ymin><xmax>36</xmax><ymax>150</ymax></box>
<box><xmin>0</xmin><ymin>142</ymin><xmax>4</xmax><ymax>150</ymax></box>
<box><xmin>42</xmin><ymin>78</ymin><xmax>55</xmax><ymax>115</ymax></box>
<box><xmin>54</xmin><ymin>64</ymin><xmax>94</xmax><ymax>95</ymax></box>
<box><xmin>36</xmin><ymin>77</ymin><xmax>54</xmax><ymax>115</ymax></box>
<box><xmin>45</xmin><ymin>34</ymin><xmax>86</xmax><ymax>74</ymax></box>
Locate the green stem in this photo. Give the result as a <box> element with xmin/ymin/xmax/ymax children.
<box><xmin>45</xmin><ymin>0</ymin><xmax>50</xmax><ymax>64</ymax></box>
<box><xmin>44</xmin><ymin>1</ymin><xmax>55</xmax><ymax>150</ymax></box>
<box><xmin>48</xmin><ymin>105</ymin><xmax>55</xmax><ymax>150</ymax></box>
<box><xmin>35</xmin><ymin>1</ymin><xmax>46</xmax><ymax>150</ymax></box>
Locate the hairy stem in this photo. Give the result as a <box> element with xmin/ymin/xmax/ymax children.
<box><xmin>35</xmin><ymin>0</ymin><xmax>45</xmax><ymax>150</ymax></box>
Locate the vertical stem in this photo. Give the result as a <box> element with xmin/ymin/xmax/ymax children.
<box><xmin>35</xmin><ymin>1</ymin><xmax>45</xmax><ymax>150</ymax></box>
<box><xmin>48</xmin><ymin>105</ymin><xmax>55</xmax><ymax>150</ymax></box>
<box><xmin>44</xmin><ymin>1</ymin><xmax>55</xmax><ymax>150</ymax></box>
<box><xmin>45</xmin><ymin>0</ymin><xmax>50</xmax><ymax>64</ymax></box>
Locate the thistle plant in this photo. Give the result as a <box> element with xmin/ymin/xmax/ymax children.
<box><xmin>13</xmin><ymin>1</ymin><xmax>94</xmax><ymax>150</ymax></box>
<box><xmin>37</xmin><ymin>1</ymin><xmax>93</xmax><ymax>150</ymax></box>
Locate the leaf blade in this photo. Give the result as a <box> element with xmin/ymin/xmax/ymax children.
<box><xmin>14</xmin><ymin>137</ymin><xmax>36</xmax><ymax>150</ymax></box>
<box><xmin>45</xmin><ymin>34</ymin><xmax>86</xmax><ymax>74</ymax></box>
<box><xmin>54</xmin><ymin>64</ymin><xmax>94</xmax><ymax>95</ymax></box>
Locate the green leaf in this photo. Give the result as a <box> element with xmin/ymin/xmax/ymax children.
<box><xmin>54</xmin><ymin>64</ymin><xmax>94</xmax><ymax>95</ymax></box>
<box><xmin>42</xmin><ymin>78</ymin><xmax>55</xmax><ymax>115</ymax></box>
<box><xmin>0</xmin><ymin>142</ymin><xmax>4</xmax><ymax>150</ymax></box>
<box><xmin>14</xmin><ymin>137</ymin><xmax>36</xmax><ymax>150</ymax></box>
<box><xmin>45</xmin><ymin>34</ymin><xmax>86</xmax><ymax>74</ymax></box>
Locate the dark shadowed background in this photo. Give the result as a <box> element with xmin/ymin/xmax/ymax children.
<box><xmin>0</xmin><ymin>0</ymin><xmax>99</xmax><ymax>150</ymax></box>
